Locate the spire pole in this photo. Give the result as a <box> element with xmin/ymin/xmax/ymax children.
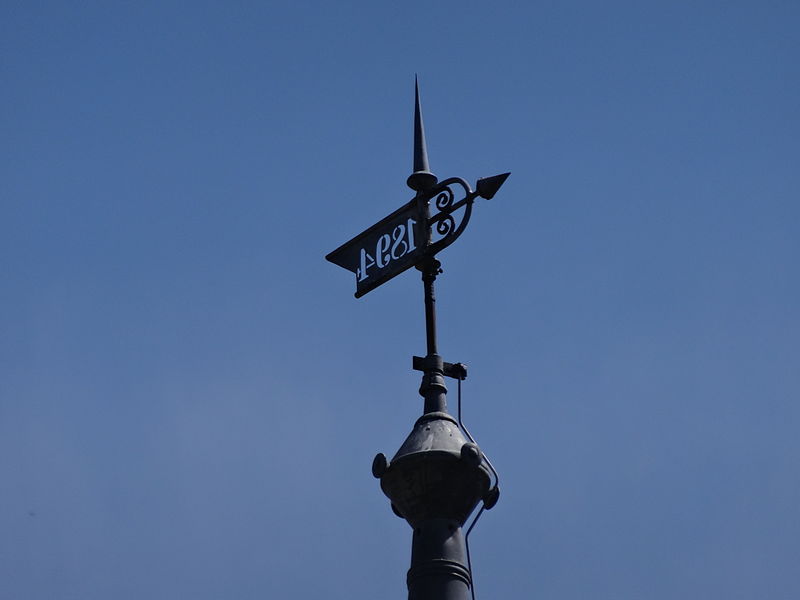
<box><xmin>390</xmin><ymin>79</ymin><xmax>475</xmax><ymax>600</ymax></box>
<box><xmin>407</xmin><ymin>78</ymin><xmax>446</xmax><ymax>414</ymax></box>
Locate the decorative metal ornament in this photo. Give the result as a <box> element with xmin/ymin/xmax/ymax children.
<box><xmin>326</xmin><ymin>77</ymin><xmax>509</xmax><ymax>600</ymax></box>
<box><xmin>325</xmin><ymin>173</ymin><xmax>508</xmax><ymax>298</ymax></box>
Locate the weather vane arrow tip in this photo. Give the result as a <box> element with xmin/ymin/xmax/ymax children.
<box><xmin>476</xmin><ymin>172</ymin><xmax>511</xmax><ymax>200</ymax></box>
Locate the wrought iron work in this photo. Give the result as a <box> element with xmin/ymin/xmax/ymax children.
<box><xmin>326</xmin><ymin>77</ymin><xmax>510</xmax><ymax>600</ymax></box>
<box><xmin>419</xmin><ymin>173</ymin><xmax>510</xmax><ymax>258</ymax></box>
<box><xmin>324</xmin><ymin>172</ymin><xmax>507</xmax><ymax>299</ymax></box>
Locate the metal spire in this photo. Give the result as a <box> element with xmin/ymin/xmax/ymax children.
<box><xmin>327</xmin><ymin>78</ymin><xmax>509</xmax><ymax>600</ymax></box>
<box><xmin>407</xmin><ymin>77</ymin><xmax>438</xmax><ymax>192</ymax></box>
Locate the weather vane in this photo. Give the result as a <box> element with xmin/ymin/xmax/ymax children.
<box><xmin>326</xmin><ymin>78</ymin><xmax>509</xmax><ymax>600</ymax></box>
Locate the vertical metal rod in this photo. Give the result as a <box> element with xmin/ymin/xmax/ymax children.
<box><xmin>422</xmin><ymin>262</ymin><xmax>439</xmax><ymax>356</ymax></box>
<box><xmin>418</xmin><ymin>255</ymin><xmax>446</xmax><ymax>415</ymax></box>
<box><xmin>409</xmin><ymin>78</ymin><xmax>446</xmax><ymax>417</ymax></box>
<box><xmin>418</xmin><ymin>184</ymin><xmax>441</xmax><ymax>358</ymax></box>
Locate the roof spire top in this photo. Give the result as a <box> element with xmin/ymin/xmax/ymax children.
<box><xmin>406</xmin><ymin>76</ymin><xmax>438</xmax><ymax>192</ymax></box>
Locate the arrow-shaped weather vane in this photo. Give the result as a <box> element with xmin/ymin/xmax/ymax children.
<box><xmin>326</xmin><ymin>79</ymin><xmax>509</xmax><ymax>301</ymax></box>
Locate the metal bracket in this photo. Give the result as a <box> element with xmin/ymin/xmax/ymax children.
<box><xmin>412</xmin><ymin>356</ymin><xmax>467</xmax><ymax>380</ymax></box>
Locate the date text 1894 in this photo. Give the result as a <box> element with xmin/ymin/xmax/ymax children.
<box><xmin>357</xmin><ymin>218</ymin><xmax>418</xmax><ymax>282</ymax></box>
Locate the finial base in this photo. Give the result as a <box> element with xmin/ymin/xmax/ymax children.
<box><xmin>407</xmin><ymin>171</ymin><xmax>438</xmax><ymax>192</ymax></box>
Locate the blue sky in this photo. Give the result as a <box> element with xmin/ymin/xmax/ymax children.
<box><xmin>1</xmin><ymin>2</ymin><xmax>798</xmax><ymax>599</ymax></box>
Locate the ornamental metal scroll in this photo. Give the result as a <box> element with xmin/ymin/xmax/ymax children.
<box><xmin>418</xmin><ymin>177</ymin><xmax>479</xmax><ymax>258</ymax></box>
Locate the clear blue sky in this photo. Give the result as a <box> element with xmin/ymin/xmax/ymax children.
<box><xmin>2</xmin><ymin>2</ymin><xmax>798</xmax><ymax>599</ymax></box>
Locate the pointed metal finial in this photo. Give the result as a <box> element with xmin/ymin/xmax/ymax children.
<box><xmin>406</xmin><ymin>77</ymin><xmax>438</xmax><ymax>192</ymax></box>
